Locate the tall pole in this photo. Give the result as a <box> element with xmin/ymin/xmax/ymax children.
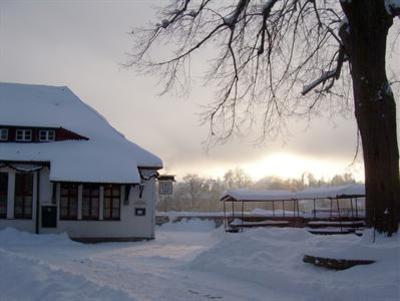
<box><xmin>223</xmin><ymin>199</ymin><xmax>226</xmax><ymax>230</ymax></box>
<box><xmin>241</xmin><ymin>201</ymin><xmax>244</xmax><ymax>232</ymax></box>
<box><xmin>337</xmin><ymin>197</ymin><xmax>342</xmax><ymax>232</ymax></box>
<box><xmin>272</xmin><ymin>200</ymin><xmax>275</xmax><ymax>217</ymax></box>
<box><xmin>313</xmin><ymin>199</ymin><xmax>316</xmax><ymax>219</ymax></box>
<box><xmin>35</xmin><ymin>170</ymin><xmax>40</xmax><ymax>234</ymax></box>
<box><xmin>355</xmin><ymin>198</ymin><xmax>359</xmax><ymax>219</ymax></box>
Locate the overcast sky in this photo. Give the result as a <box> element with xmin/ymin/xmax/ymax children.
<box><xmin>1</xmin><ymin>1</ymin><xmax>399</xmax><ymax>181</ymax></box>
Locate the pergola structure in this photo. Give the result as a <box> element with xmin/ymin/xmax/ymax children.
<box><xmin>220</xmin><ymin>184</ymin><xmax>365</xmax><ymax>232</ymax></box>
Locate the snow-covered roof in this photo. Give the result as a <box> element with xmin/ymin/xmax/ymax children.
<box><xmin>294</xmin><ymin>184</ymin><xmax>365</xmax><ymax>200</ymax></box>
<box><xmin>0</xmin><ymin>82</ymin><xmax>162</xmax><ymax>183</ymax></box>
<box><xmin>221</xmin><ymin>184</ymin><xmax>365</xmax><ymax>202</ymax></box>
<box><xmin>221</xmin><ymin>189</ymin><xmax>294</xmax><ymax>202</ymax></box>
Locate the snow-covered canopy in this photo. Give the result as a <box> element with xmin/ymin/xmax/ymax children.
<box><xmin>221</xmin><ymin>189</ymin><xmax>294</xmax><ymax>202</ymax></box>
<box><xmin>294</xmin><ymin>184</ymin><xmax>365</xmax><ymax>200</ymax></box>
<box><xmin>0</xmin><ymin>82</ymin><xmax>162</xmax><ymax>184</ymax></box>
<box><xmin>221</xmin><ymin>184</ymin><xmax>365</xmax><ymax>202</ymax></box>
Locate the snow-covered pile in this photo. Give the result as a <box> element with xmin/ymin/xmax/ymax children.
<box><xmin>0</xmin><ymin>228</ymin><xmax>135</xmax><ymax>301</ymax></box>
<box><xmin>158</xmin><ymin>218</ymin><xmax>216</xmax><ymax>232</ymax></box>
<box><xmin>0</xmin><ymin>224</ymin><xmax>398</xmax><ymax>300</ymax></box>
<box><xmin>0</xmin><ymin>227</ymin><xmax>76</xmax><ymax>247</ymax></box>
<box><xmin>0</xmin><ymin>250</ymin><xmax>135</xmax><ymax>301</ymax></box>
<box><xmin>187</xmin><ymin>227</ymin><xmax>400</xmax><ymax>301</ymax></box>
<box><xmin>0</xmin><ymin>82</ymin><xmax>162</xmax><ymax>183</ymax></box>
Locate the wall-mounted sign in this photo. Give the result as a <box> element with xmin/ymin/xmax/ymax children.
<box><xmin>135</xmin><ymin>208</ymin><xmax>146</xmax><ymax>216</ymax></box>
<box><xmin>159</xmin><ymin>181</ymin><xmax>173</xmax><ymax>195</ymax></box>
<box><xmin>158</xmin><ymin>175</ymin><xmax>175</xmax><ymax>195</ymax></box>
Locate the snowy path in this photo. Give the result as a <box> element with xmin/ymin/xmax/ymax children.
<box><xmin>0</xmin><ymin>221</ymin><xmax>399</xmax><ymax>301</ymax></box>
<box><xmin>0</xmin><ymin>224</ymin><xmax>291</xmax><ymax>301</ymax></box>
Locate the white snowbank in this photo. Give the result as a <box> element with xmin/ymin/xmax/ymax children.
<box><xmin>0</xmin><ymin>228</ymin><xmax>135</xmax><ymax>300</ymax></box>
<box><xmin>187</xmin><ymin>227</ymin><xmax>400</xmax><ymax>301</ymax></box>
<box><xmin>0</xmin><ymin>224</ymin><xmax>398</xmax><ymax>300</ymax></box>
<box><xmin>0</xmin><ymin>249</ymin><xmax>135</xmax><ymax>301</ymax></box>
<box><xmin>157</xmin><ymin>218</ymin><xmax>217</xmax><ymax>232</ymax></box>
<box><xmin>229</xmin><ymin>218</ymin><xmax>289</xmax><ymax>226</ymax></box>
<box><xmin>0</xmin><ymin>227</ymin><xmax>76</xmax><ymax>247</ymax></box>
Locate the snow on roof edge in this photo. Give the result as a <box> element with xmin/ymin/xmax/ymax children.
<box><xmin>221</xmin><ymin>184</ymin><xmax>365</xmax><ymax>202</ymax></box>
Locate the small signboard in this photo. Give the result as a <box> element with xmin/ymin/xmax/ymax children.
<box><xmin>158</xmin><ymin>175</ymin><xmax>175</xmax><ymax>195</ymax></box>
<box><xmin>159</xmin><ymin>180</ymin><xmax>173</xmax><ymax>195</ymax></box>
<box><xmin>135</xmin><ymin>208</ymin><xmax>146</xmax><ymax>216</ymax></box>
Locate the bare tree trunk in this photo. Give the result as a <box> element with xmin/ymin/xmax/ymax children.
<box><xmin>341</xmin><ymin>0</ymin><xmax>400</xmax><ymax>235</ymax></box>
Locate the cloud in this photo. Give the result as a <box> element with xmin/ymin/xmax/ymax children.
<box><xmin>0</xmin><ymin>1</ymin><xmax>398</xmax><ymax>181</ymax></box>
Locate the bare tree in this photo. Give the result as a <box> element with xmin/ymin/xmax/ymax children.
<box><xmin>129</xmin><ymin>0</ymin><xmax>400</xmax><ymax>234</ymax></box>
<box><xmin>223</xmin><ymin>168</ymin><xmax>252</xmax><ymax>189</ymax></box>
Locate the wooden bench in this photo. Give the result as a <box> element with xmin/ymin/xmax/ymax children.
<box><xmin>303</xmin><ymin>254</ymin><xmax>375</xmax><ymax>270</ymax></box>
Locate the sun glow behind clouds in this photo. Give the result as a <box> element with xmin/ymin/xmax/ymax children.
<box><xmin>167</xmin><ymin>152</ymin><xmax>364</xmax><ymax>182</ymax></box>
<box><xmin>241</xmin><ymin>152</ymin><xmax>363</xmax><ymax>181</ymax></box>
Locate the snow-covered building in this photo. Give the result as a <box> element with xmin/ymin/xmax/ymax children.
<box><xmin>0</xmin><ymin>82</ymin><xmax>163</xmax><ymax>241</ymax></box>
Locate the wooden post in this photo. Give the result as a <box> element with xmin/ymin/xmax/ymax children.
<box><xmin>282</xmin><ymin>200</ymin><xmax>285</xmax><ymax>217</ymax></box>
<box><xmin>313</xmin><ymin>199</ymin><xmax>316</xmax><ymax>219</ymax></box>
<box><xmin>223</xmin><ymin>199</ymin><xmax>227</xmax><ymax>230</ymax></box>
<box><xmin>293</xmin><ymin>200</ymin><xmax>296</xmax><ymax>217</ymax></box>
<box><xmin>355</xmin><ymin>198</ymin><xmax>359</xmax><ymax>219</ymax></box>
<box><xmin>336</xmin><ymin>198</ymin><xmax>342</xmax><ymax>232</ymax></box>
<box><xmin>330</xmin><ymin>198</ymin><xmax>333</xmax><ymax>219</ymax></box>
<box><xmin>272</xmin><ymin>200</ymin><xmax>275</xmax><ymax>217</ymax></box>
<box><xmin>297</xmin><ymin>200</ymin><xmax>300</xmax><ymax>217</ymax></box>
<box><xmin>241</xmin><ymin>201</ymin><xmax>244</xmax><ymax>232</ymax></box>
<box><xmin>350</xmin><ymin>198</ymin><xmax>355</xmax><ymax>219</ymax></box>
<box><xmin>35</xmin><ymin>170</ymin><xmax>40</xmax><ymax>234</ymax></box>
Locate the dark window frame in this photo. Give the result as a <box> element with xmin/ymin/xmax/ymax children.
<box><xmin>14</xmin><ymin>172</ymin><xmax>33</xmax><ymax>219</ymax></box>
<box><xmin>82</xmin><ymin>184</ymin><xmax>100</xmax><ymax>220</ymax></box>
<box><xmin>0</xmin><ymin>128</ymin><xmax>8</xmax><ymax>141</ymax></box>
<box><xmin>103</xmin><ymin>184</ymin><xmax>121</xmax><ymax>220</ymax></box>
<box><xmin>16</xmin><ymin>129</ymin><xmax>32</xmax><ymax>142</ymax></box>
<box><xmin>60</xmin><ymin>183</ymin><xmax>78</xmax><ymax>220</ymax></box>
<box><xmin>39</xmin><ymin>129</ymin><xmax>55</xmax><ymax>142</ymax></box>
<box><xmin>0</xmin><ymin>172</ymin><xmax>8</xmax><ymax>218</ymax></box>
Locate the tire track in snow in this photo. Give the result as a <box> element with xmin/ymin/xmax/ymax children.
<box><xmin>0</xmin><ymin>248</ymin><xmax>136</xmax><ymax>301</ymax></box>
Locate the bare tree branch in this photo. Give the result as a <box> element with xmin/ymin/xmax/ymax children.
<box><xmin>127</xmin><ymin>0</ymin><xmax>389</xmax><ymax>144</ymax></box>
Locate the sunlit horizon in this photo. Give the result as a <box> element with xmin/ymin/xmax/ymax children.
<box><xmin>164</xmin><ymin>152</ymin><xmax>365</xmax><ymax>183</ymax></box>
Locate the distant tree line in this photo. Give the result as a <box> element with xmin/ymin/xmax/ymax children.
<box><xmin>157</xmin><ymin>169</ymin><xmax>358</xmax><ymax>212</ymax></box>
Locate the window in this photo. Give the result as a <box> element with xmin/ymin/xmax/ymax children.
<box><xmin>82</xmin><ymin>184</ymin><xmax>99</xmax><ymax>220</ymax></box>
<box><xmin>60</xmin><ymin>183</ymin><xmax>78</xmax><ymax>220</ymax></box>
<box><xmin>0</xmin><ymin>129</ymin><xmax>8</xmax><ymax>141</ymax></box>
<box><xmin>14</xmin><ymin>173</ymin><xmax>33</xmax><ymax>219</ymax></box>
<box><xmin>0</xmin><ymin>173</ymin><xmax>8</xmax><ymax>218</ymax></box>
<box><xmin>16</xmin><ymin>129</ymin><xmax>32</xmax><ymax>142</ymax></box>
<box><xmin>39</xmin><ymin>130</ymin><xmax>55</xmax><ymax>142</ymax></box>
<box><xmin>104</xmin><ymin>185</ymin><xmax>120</xmax><ymax>220</ymax></box>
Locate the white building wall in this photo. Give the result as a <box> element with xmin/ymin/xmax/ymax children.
<box><xmin>39</xmin><ymin>167</ymin><xmax>52</xmax><ymax>205</ymax></box>
<box><xmin>1</xmin><ymin>165</ymin><xmax>159</xmax><ymax>239</ymax></box>
<box><xmin>49</xmin><ymin>176</ymin><xmax>156</xmax><ymax>239</ymax></box>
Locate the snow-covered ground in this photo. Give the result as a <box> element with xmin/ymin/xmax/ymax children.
<box><xmin>0</xmin><ymin>221</ymin><xmax>399</xmax><ymax>301</ymax></box>
<box><xmin>157</xmin><ymin>207</ymin><xmax>366</xmax><ymax>219</ymax></box>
